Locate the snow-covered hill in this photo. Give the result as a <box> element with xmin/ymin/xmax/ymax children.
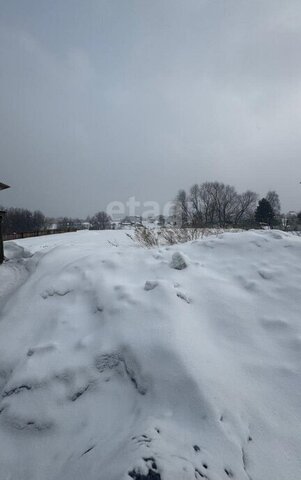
<box><xmin>0</xmin><ymin>230</ymin><xmax>301</xmax><ymax>480</ymax></box>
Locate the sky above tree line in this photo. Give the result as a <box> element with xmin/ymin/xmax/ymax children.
<box><xmin>1</xmin><ymin>0</ymin><xmax>301</xmax><ymax>216</ymax></box>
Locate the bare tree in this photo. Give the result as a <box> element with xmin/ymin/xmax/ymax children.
<box><xmin>32</xmin><ymin>211</ymin><xmax>46</xmax><ymax>231</ymax></box>
<box><xmin>266</xmin><ymin>191</ymin><xmax>281</xmax><ymax>216</ymax></box>
<box><xmin>173</xmin><ymin>181</ymin><xmax>258</xmax><ymax>228</ymax></box>
<box><xmin>199</xmin><ymin>182</ymin><xmax>217</xmax><ymax>225</ymax></box>
<box><xmin>91</xmin><ymin>211</ymin><xmax>112</xmax><ymax>230</ymax></box>
<box><xmin>233</xmin><ymin>190</ymin><xmax>258</xmax><ymax>226</ymax></box>
<box><xmin>210</xmin><ymin>183</ymin><xmax>238</xmax><ymax>226</ymax></box>
<box><xmin>190</xmin><ymin>184</ymin><xmax>203</xmax><ymax>226</ymax></box>
<box><xmin>199</xmin><ymin>182</ymin><xmax>238</xmax><ymax>227</ymax></box>
<box><xmin>175</xmin><ymin>189</ymin><xmax>190</xmax><ymax>227</ymax></box>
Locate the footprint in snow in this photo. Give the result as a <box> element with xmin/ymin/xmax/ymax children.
<box><xmin>128</xmin><ymin>456</ymin><xmax>161</xmax><ymax>480</ymax></box>
<box><xmin>260</xmin><ymin>317</ymin><xmax>290</xmax><ymax>332</ymax></box>
<box><xmin>41</xmin><ymin>287</ymin><xmax>72</xmax><ymax>299</ymax></box>
<box><xmin>258</xmin><ymin>269</ymin><xmax>274</xmax><ymax>280</ymax></box>
<box><xmin>81</xmin><ymin>445</ymin><xmax>95</xmax><ymax>456</ymax></box>
<box><xmin>27</xmin><ymin>343</ymin><xmax>57</xmax><ymax>357</ymax></box>
<box><xmin>144</xmin><ymin>281</ymin><xmax>159</xmax><ymax>291</ymax></box>
<box><xmin>176</xmin><ymin>291</ymin><xmax>191</xmax><ymax>304</ymax></box>
<box><xmin>95</xmin><ymin>352</ymin><xmax>147</xmax><ymax>395</ymax></box>
<box><xmin>224</xmin><ymin>467</ymin><xmax>234</xmax><ymax>478</ymax></box>
<box><xmin>131</xmin><ymin>434</ymin><xmax>152</xmax><ymax>446</ymax></box>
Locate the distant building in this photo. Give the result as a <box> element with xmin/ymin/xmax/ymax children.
<box><xmin>120</xmin><ymin>216</ymin><xmax>142</xmax><ymax>228</ymax></box>
<box><xmin>111</xmin><ymin>221</ymin><xmax>120</xmax><ymax>230</ymax></box>
<box><xmin>47</xmin><ymin>223</ymin><xmax>58</xmax><ymax>231</ymax></box>
<box><xmin>287</xmin><ymin>211</ymin><xmax>297</xmax><ymax>217</ymax></box>
<box><xmin>166</xmin><ymin>215</ymin><xmax>177</xmax><ymax>226</ymax></box>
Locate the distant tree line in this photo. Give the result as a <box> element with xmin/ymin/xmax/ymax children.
<box><xmin>55</xmin><ymin>212</ymin><xmax>112</xmax><ymax>230</ymax></box>
<box><xmin>174</xmin><ymin>182</ymin><xmax>284</xmax><ymax>228</ymax></box>
<box><xmin>0</xmin><ymin>206</ymin><xmax>113</xmax><ymax>234</ymax></box>
<box><xmin>1</xmin><ymin>207</ymin><xmax>46</xmax><ymax>234</ymax></box>
<box><xmin>56</xmin><ymin>217</ymin><xmax>83</xmax><ymax>229</ymax></box>
<box><xmin>1</xmin><ymin>185</ymin><xmax>300</xmax><ymax>234</ymax></box>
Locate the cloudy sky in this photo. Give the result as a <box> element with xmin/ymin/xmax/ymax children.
<box><xmin>1</xmin><ymin>0</ymin><xmax>300</xmax><ymax>217</ymax></box>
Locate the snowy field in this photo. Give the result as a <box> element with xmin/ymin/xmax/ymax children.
<box><xmin>0</xmin><ymin>229</ymin><xmax>301</xmax><ymax>480</ymax></box>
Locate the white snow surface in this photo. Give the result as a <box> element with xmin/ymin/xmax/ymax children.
<box><xmin>0</xmin><ymin>229</ymin><xmax>301</xmax><ymax>480</ymax></box>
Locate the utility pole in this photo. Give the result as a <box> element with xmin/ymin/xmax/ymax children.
<box><xmin>0</xmin><ymin>182</ymin><xmax>10</xmax><ymax>264</ymax></box>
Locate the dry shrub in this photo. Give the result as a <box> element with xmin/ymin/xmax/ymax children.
<box><xmin>127</xmin><ymin>228</ymin><xmax>159</xmax><ymax>248</ymax></box>
<box><xmin>160</xmin><ymin>227</ymin><xmax>204</xmax><ymax>244</ymax></box>
<box><xmin>129</xmin><ymin>227</ymin><xmax>220</xmax><ymax>247</ymax></box>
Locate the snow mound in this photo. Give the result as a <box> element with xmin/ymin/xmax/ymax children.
<box><xmin>0</xmin><ymin>242</ymin><xmax>34</xmax><ymax>304</ymax></box>
<box><xmin>4</xmin><ymin>241</ymin><xmax>31</xmax><ymax>261</ymax></box>
<box><xmin>170</xmin><ymin>251</ymin><xmax>189</xmax><ymax>270</ymax></box>
<box><xmin>0</xmin><ymin>230</ymin><xmax>301</xmax><ymax>480</ymax></box>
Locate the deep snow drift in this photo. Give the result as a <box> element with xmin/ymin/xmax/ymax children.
<box><xmin>0</xmin><ymin>230</ymin><xmax>301</xmax><ymax>480</ymax></box>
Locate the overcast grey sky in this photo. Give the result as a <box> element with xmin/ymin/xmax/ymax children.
<box><xmin>1</xmin><ymin>0</ymin><xmax>300</xmax><ymax>217</ymax></box>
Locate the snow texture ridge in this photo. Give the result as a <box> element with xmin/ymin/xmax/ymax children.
<box><xmin>0</xmin><ymin>229</ymin><xmax>301</xmax><ymax>480</ymax></box>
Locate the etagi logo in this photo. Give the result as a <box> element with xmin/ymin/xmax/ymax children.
<box><xmin>106</xmin><ymin>196</ymin><xmax>177</xmax><ymax>222</ymax></box>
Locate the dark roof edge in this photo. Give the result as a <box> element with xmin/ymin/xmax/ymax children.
<box><xmin>0</xmin><ymin>182</ymin><xmax>10</xmax><ymax>191</ymax></box>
